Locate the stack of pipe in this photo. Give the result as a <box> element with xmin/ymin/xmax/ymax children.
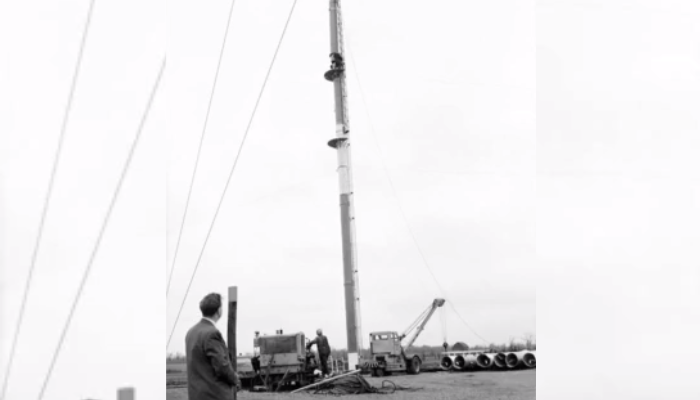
<box><xmin>505</xmin><ymin>350</ymin><xmax>537</xmax><ymax>369</ymax></box>
<box><xmin>438</xmin><ymin>350</ymin><xmax>536</xmax><ymax>372</ymax></box>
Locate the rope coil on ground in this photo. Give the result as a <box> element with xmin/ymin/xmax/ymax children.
<box><xmin>310</xmin><ymin>374</ymin><xmax>420</xmax><ymax>396</ymax></box>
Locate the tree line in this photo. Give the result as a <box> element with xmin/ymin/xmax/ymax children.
<box><xmin>167</xmin><ymin>337</ymin><xmax>536</xmax><ymax>364</ymax></box>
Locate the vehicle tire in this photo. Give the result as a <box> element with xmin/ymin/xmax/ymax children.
<box><xmin>408</xmin><ymin>357</ymin><xmax>422</xmax><ymax>375</ymax></box>
<box><xmin>375</xmin><ymin>368</ymin><xmax>385</xmax><ymax>377</ymax></box>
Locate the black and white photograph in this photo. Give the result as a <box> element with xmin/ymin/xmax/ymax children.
<box><xmin>166</xmin><ymin>0</ymin><xmax>534</xmax><ymax>399</ymax></box>
<box><xmin>1</xmin><ymin>0</ymin><xmax>699</xmax><ymax>399</ymax></box>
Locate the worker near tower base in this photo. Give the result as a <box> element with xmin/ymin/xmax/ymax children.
<box><xmin>307</xmin><ymin>329</ymin><xmax>331</xmax><ymax>378</ymax></box>
<box><xmin>186</xmin><ymin>293</ymin><xmax>240</xmax><ymax>400</ymax></box>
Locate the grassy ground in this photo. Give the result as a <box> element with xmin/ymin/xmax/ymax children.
<box><xmin>167</xmin><ymin>369</ymin><xmax>535</xmax><ymax>400</ymax></box>
<box><xmin>166</xmin><ymin>363</ymin><xmax>187</xmax><ymax>388</ymax></box>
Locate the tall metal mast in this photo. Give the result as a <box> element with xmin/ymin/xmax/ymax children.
<box><xmin>324</xmin><ymin>0</ymin><xmax>362</xmax><ymax>369</ymax></box>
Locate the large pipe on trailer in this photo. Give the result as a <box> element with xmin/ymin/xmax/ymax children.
<box><xmin>465</xmin><ymin>354</ymin><xmax>477</xmax><ymax>370</ymax></box>
<box><xmin>476</xmin><ymin>353</ymin><xmax>496</xmax><ymax>369</ymax></box>
<box><xmin>454</xmin><ymin>354</ymin><xmax>477</xmax><ymax>371</ymax></box>
<box><xmin>493</xmin><ymin>353</ymin><xmax>508</xmax><ymax>369</ymax></box>
<box><xmin>453</xmin><ymin>354</ymin><xmax>465</xmax><ymax>370</ymax></box>
<box><xmin>506</xmin><ymin>351</ymin><xmax>528</xmax><ymax>369</ymax></box>
<box><xmin>523</xmin><ymin>351</ymin><xmax>536</xmax><ymax>368</ymax></box>
<box><xmin>440</xmin><ymin>354</ymin><xmax>456</xmax><ymax>371</ymax></box>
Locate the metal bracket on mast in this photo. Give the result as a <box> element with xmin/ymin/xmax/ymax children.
<box><xmin>327</xmin><ymin>137</ymin><xmax>348</xmax><ymax>149</ymax></box>
<box><xmin>324</xmin><ymin>52</ymin><xmax>345</xmax><ymax>81</ymax></box>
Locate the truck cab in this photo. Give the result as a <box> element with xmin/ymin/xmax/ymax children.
<box><xmin>240</xmin><ymin>332</ymin><xmax>319</xmax><ymax>391</ymax></box>
<box><xmin>365</xmin><ymin>331</ymin><xmax>422</xmax><ymax>377</ymax></box>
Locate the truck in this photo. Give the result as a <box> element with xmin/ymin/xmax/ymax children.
<box><xmin>239</xmin><ymin>331</ymin><xmax>321</xmax><ymax>391</ymax></box>
<box><xmin>363</xmin><ymin>298</ymin><xmax>446</xmax><ymax>377</ymax></box>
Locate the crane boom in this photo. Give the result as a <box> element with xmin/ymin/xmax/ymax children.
<box><xmin>403</xmin><ymin>299</ymin><xmax>445</xmax><ymax>350</ymax></box>
<box><xmin>365</xmin><ymin>298</ymin><xmax>446</xmax><ymax>376</ymax></box>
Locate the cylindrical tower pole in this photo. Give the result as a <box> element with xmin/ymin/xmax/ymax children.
<box><xmin>325</xmin><ymin>0</ymin><xmax>362</xmax><ymax>370</ymax></box>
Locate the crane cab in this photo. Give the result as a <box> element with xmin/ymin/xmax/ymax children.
<box><xmin>362</xmin><ymin>299</ymin><xmax>445</xmax><ymax>377</ymax></box>
<box><xmin>369</xmin><ymin>331</ymin><xmax>402</xmax><ymax>356</ymax></box>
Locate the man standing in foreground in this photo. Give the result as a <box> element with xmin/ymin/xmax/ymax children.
<box><xmin>306</xmin><ymin>329</ymin><xmax>331</xmax><ymax>378</ymax></box>
<box><xmin>186</xmin><ymin>293</ymin><xmax>240</xmax><ymax>400</ymax></box>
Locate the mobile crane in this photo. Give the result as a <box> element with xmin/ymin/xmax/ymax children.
<box><xmin>363</xmin><ymin>299</ymin><xmax>446</xmax><ymax>377</ymax></box>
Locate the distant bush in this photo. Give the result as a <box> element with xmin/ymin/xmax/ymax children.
<box><xmin>167</xmin><ymin>353</ymin><xmax>186</xmax><ymax>364</ymax></box>
<box><xmin>166</xmin><ymin>336</ymin><xmax>536</xmax><ymax>364</ymax></box>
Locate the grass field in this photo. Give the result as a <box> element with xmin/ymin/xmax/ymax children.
<box><xmin>167</xmin><ymin>368</ymin><xmax>535</xmax><ymax>400</ymax></box>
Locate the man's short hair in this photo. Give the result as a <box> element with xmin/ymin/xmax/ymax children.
<box><xmin>200</xmin><ymin>293</ymin><xmax>222</xmax><ymax>318</ymax></box>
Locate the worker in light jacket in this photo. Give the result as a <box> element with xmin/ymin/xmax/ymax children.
<box><xmin>186</xmin><ymin>293</ymin><xmax>240</xmax><ymax>400</ymax></box>
<box><xmin>306</xmin><ymin>329</ymin><xmax>332</xmax><ymax>378</ymax></box>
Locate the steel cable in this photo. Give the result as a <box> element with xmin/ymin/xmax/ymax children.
<box><xmin>166</xmin><ymin>0</ymin><xmax>238</xmax><ymax>298</ymax></box>
<box><xmin>0</xmin><ymin>1</ymin><xmax>98</xmax><ymax>398</ymax></box>
<box><xmin>37</xmin><ymin>58</ymin><xmax>165</xmax><ymax>400</ymax></box>
<box><xmin>166</xmin><ymin>0</ymin><xmax>299</xmax><ymax>351</ymax></box>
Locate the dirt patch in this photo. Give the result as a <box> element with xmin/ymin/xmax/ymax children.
<box><xmin>167</xmin><ymin>370</ymin><xmax>535</xmax><ymax>400</ymax></box>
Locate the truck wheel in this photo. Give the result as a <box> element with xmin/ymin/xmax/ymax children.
<box><xmin>408</xmin><ymin>357</ymin><xmax>422</xmax><ymax>375</ymax></box>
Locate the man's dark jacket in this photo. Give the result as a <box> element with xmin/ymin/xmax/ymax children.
<box><xmin>307</xmin><ymin>335</ymin><xmax>331</xmax><ymax>356</ymax></box>
<box><xmin>185</xmin><ymin>319</ymin><xmax>239</xmax><ymax>400</ymax></box>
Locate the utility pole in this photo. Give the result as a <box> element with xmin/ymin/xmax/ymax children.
<box><xmin>324</xmin><ymin>0</ymin><xmax>362</xmax><ymax>370</ymax></box>
<box><xmin>227</xmin><ymin>286</ymin><xmax>238</xmax><ymax>400</ymax></box>
<box><xmin>117</xmin><ymin>388</ymin><xmax>135</xmax><ymax>400</ymax></box>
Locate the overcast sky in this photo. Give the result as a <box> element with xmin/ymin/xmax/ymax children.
<box><xmin>0</xmin><ymin>1</ymin><xmax>164</xmax><ymax>399</ymax></box>
<box><xmin>5</xmin><ymin>0</ymin><xmax>699</xmax><ymax>399</ymax></box>
<box><xmin>167</xmin><ymin>0</ymin><xmax>535</xmax><ymax>358</ymax></box>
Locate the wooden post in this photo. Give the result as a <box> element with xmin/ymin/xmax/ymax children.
<box><xmin>227</xmin><ymin>287</ymin><xmax>238</xmax><ymax>400</ymax></box>
<box><xmin>117</xmin><ymin>387</ymin><xmax>134</xmax><ymax>400</ymax></box>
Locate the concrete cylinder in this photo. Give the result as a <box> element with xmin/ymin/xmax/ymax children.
<box><xmin>523</xmin><ymin>351</ymin><xmax>536</xmax><ymax>368</ymax></box>
<box><xmin>440</xmin><ymin>355</ymin><xmax>456</xmax><ymax>371</ymax></box>
<box><xmin>453</xmin><ymin>353</ymin><xmax>478</xmax><ymax>371</ymax></box>
<box><xmin>494</xmin><ymin>353</ymin><xmax>508</xmax><ymax>369</ymax></box>
<box><xmin>476</xmin><ymin>353</ymin><xmax>495</xmax><ymax>369</ymax></box>
<box><xmin>453</xmin><ymin>354</ymin><xmax>466</xmax><ymax>371</ymax></box>
<box><xmin>506</xmin><ymin>351</ymin><xmax>528</xmax><ymax>369</ymax></box>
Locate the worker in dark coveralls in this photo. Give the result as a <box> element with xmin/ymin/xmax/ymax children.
<box><xmin>186</xmin><ymin>293</ymin><xmax>240</xmax><ymax>400</ymax></box>
<box><xmin>306</xmin><ymin>329</ymin><xmax>331</xmax><ymax>378</ymax></box>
